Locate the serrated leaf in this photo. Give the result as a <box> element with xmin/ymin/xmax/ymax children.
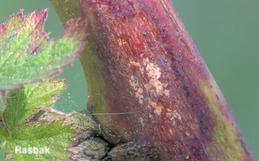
<box><xmin>0</xmin><ymin>9</ymin><xmax>87</xmax><ymax>90</ymax></box>
<box><xmin>1</xmin><ymin>80</ymin><xmax>75</xmax><ymax>161</ymax></box>
<box><xmin>5</xmin><ymin>121</ymin><xmax>74</xmax><ymax>161</ymax></box>
<box><xmin>3</xmin><ymin>80</ymin><xmax>65</xmax><ymax>129</ymax></box>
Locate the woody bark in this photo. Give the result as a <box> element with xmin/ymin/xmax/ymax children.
<box><xmin>51</xmin><ymin>0</ymin><xmax>255</xmax><ymax>161</ymax></box>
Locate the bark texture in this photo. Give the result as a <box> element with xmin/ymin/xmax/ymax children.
<box><xmin>51</xmin><ymin>0</ymin><xmax>256</xmax><ymax>161</ymax></box>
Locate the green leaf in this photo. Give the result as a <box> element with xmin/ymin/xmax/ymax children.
<box><xmin>3</xmin><ymin>79</ymin><xmax>65</xmax><ymax>130</ymax></box>
<box><xmin>0</xmin><ymin>9</ymin><xmax>87</xmax><ymax>90</ymax></box>
<box><xmin>1</xmin><ymin>79</ymin><xmax>75</xmax><ymax>160</ymax></box>
<box><xmin>5</xmin><ymin>121</ymin><xmax>74</xmax><ymax>161</ymax></box>
<box><xmin>0</xmin><ymin>127</ymin><xmax>8</xmax><ymax>145</ymax></box>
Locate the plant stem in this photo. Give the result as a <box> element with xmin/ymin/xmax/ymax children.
<box><xmin>51</xmin><ymin>0</ymin><xmax>255</xmax><ymax>160</ymax></box>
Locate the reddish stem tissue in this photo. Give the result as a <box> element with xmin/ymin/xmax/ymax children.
<box><xmin>52</xmin><ymin>0</ymin><xmax>256</xmax><ymax>160</ymax></box>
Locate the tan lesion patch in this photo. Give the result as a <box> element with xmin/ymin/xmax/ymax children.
<box><xmin>128</xmin><ymin>58</ymin><xmax>171</xmax><ymax>116</ymax></box>
<box><xmin>142</xmin><ymin>59</ymin><xmax>170</xmax><ymax>116</ymax></box>
<box><xmin>154</xmin><ymin>104</ymin><xmax>163</xmax><ymax>115</ymax></box>
<box><xmin>129</xmin><ymin>60</ymin><xmax>140</xmax><ymax>72</ymax></box>
<box><xmin>143</xmin><ymin>58</ymin><xmax>169</xmax><ymax>97</ymax></box>
<box><xmin>117</xmin><ymin>38</ymin><xmax>127</xmax><ymax>46</ymax></box>
<box><xmin>145</xmin><ymin>59</ymin><xmax>161</xmax><ymax>79</ymax></box>
<box><xmin>129</xmin><ymin>75</ymin><xmax>144</xmax><ymax>104</ymax></box>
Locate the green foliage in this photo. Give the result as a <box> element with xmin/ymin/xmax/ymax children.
<box><xmin>0</xmin><ymin>9</ymin><xmax>86</xmax><ymax>90</ymax></box>
<box><xmin>3</xmin><ymin>80</ymin><xmax>65</xmax><ymax>129</ymax></box>
<box><xmin>0</xmin><ymin>9</ymin><xmax>86</xmax><ymax>161</ymax></box>
<box><xmin>6</xmin><ymin>122</ymin><xmax>74</xmax><ymax>161</ymax></box>
<box><xmin>1</xmin><ymin>80</ymin><xmax>74</xmax><ymax>161</ymax></box>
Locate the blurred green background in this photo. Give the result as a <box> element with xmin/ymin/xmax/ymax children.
<box><xmin>0</xmin><ymin>0</ymin><xmax>258</xmax><ymax>160</ymax></box>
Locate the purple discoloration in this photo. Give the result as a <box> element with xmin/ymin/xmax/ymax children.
<box><xmin>76</xmin><ymin>0</ymin><xmax>256</xmax><ymax>160</ymax></box>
